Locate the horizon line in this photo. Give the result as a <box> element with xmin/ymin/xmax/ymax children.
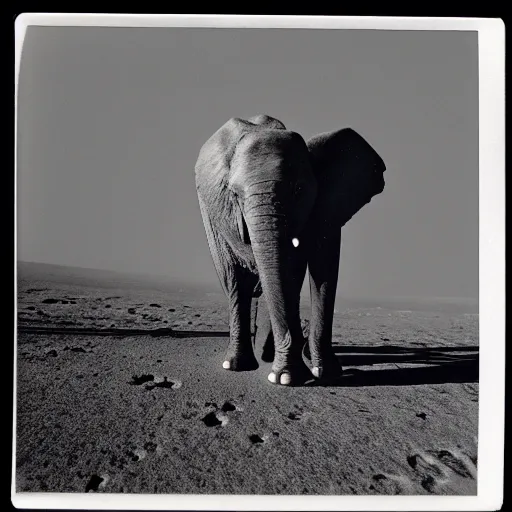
<box><xmin>16</xmin><ymin>259</ymin><xmax>478</xmax><ymax>304</ymax></box>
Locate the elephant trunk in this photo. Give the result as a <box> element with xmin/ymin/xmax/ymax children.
<box><xmin>243</xmin><ymin>184</ymin><xmax>303</xmax><ymax>365</ymax></box>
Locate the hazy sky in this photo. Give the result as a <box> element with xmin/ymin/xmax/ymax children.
<box><xmin>17</xmin><ymin>26</ymin><xmax>478</xmax><ymax>300</ymax></box>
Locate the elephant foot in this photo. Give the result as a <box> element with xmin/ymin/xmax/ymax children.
<box><xmin>267</xmin><ymin>360</ymin><xmax>313</xmax><ymax>387</ymax></box>
<box><xmin>222</xmin><ymin>350</ymin><xmax>259</xmax><ymax>371</ymax></box>
<box><xmin>303</xmin><ymin>343</ymin><xmax>343</xmax><ymax>383</ymax></box>
<box><xmin>311</xmin><ymin>358</ymin><xmax>343</xmax><ymax>383</ymax></box>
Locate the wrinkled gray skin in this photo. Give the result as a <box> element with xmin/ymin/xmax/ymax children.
<box><xmin>195</xmin><ymin>115</ymin><xmax>385</xmax><ymax>386</ymax></box>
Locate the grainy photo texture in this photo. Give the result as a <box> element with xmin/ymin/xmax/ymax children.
<box><xmin>16</xmin><ymin>25</ymin><xmax>479</xmax><ymax>496</ymax></box>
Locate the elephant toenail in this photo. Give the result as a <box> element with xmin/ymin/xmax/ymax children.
<box><xmin>312</xmin><ymin>366</ymin><xmax>322</xmax><ymax>378</ymax></box>
<box><xmin>268</xmin><ymin>373</ymin><xmax>277</xmax><ymax>383</ymax></box>
<box><xmin>280</xmin><ymin>373</ymin><xmax>291</xmax><ymax>385</ymax></box>
<box><xmin>223</xmin><ymin>361</ymin><xmax>231</xmax><ymax>370</ymax></box>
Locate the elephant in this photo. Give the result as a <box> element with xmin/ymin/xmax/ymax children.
<box><xmin>195</xmin><ymin>114</ymin><xmax>385</xmax><ymax>386</ymax></box>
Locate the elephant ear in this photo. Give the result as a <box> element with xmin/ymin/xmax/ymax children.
<box><xmin>306</xmin><ymin>128</ymin><xmax>386</xmax><ymax>229</ymax></box>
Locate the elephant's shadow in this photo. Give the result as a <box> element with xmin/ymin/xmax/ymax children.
<box><xmin>299</xmin><ymin>343</ymin><xmax>479</xmax><ymax>388</ymax></box>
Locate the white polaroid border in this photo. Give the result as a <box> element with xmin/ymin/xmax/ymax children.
<box><xmin>13</xmin><ymin>13</ymin><xmax>505</xmax><ymax>512</ymax></box>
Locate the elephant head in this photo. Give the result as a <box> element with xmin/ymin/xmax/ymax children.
<box><xmin>228</xmin><ymin>120</ymin><xmax>319</xmax><ymax>383</ymax></box>
<box><xmin>195</xmin><ymin>115</ymin><xmax>385</xmax><ymax>386</ymax></box>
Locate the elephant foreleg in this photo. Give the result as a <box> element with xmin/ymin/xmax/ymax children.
<box><xmin>197</xmin><ymin>194</ymin><xmax>258</xmax><ymax>371</ymax></box>
<box><xmin>254</xmin><ymin>247</ymin><xmax>308</xmax><ymax>365</ymax></box>
<box><xmin>307</xmin><ymin>228</ymin><xmax>343</xmax><ymax>381</ymax></box>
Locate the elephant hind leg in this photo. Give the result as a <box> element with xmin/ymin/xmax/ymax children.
<box><xmin>223</xmin><ymin>266</ymin><xmax>259</xmax><ymax>371</ymax></box>
<box><xmin>261</xmin><ymin>334</ymin><xmax>275</xmax><ymax>363</ymax></box>
<box><xmin>306</xmin><ymin>228</ymin><xmax>343</xmax><ymax>382</ymax></box>
<box><xmin>253</xmin><ymin>295</ymin><xmax>275</xmax><ymax>363</ymax></box>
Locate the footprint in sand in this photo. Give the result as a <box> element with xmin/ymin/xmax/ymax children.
<box><xmin>407</xmin><ymin>452</ymin><xmax>450</xmax><ymax>492</ymax></box>
<box><xmin>202</xmin><ymin>410</ymin><xmax>229</xmax><ymax>427</ymax></box>
<box><xmin>220</xmin><ymin>400</ymin><xmax>237</xmax><ymax>412</ymax></box>
<box><xmin>85</xmin><ymin>474</ymin><xmax>109</xmax><ymax>492</ymax></box>
<box><xmin>201</xmin><ymin>400</ymin><xmax>239</xmax><ymax>428</ymax></box>
<box><xmin>146</xmin><ymin>376</ymin><xmax>182</xmax><ymax>390</ymax></box>
<box><xmin>286</xmin><ymin>405</ymin><xmax>305</xmax><ymax>421</ymax></box>
<box><xmin>128</xmin><ymin>374</ymin><xmax>182</xmax><ymax>390</ymax></box>
<box><xmin>127</xmin><ymin>448</ymin><xmax>147</xmax><ymax>462</ymax></box>
<box><xmin>434</xmin><ymin>449</ymin><xmax>477</xmax><ymax>479</ymax></box>
<box><xmin>406</xmin><ymin>448</ymin><xmax>477</xmax><ymax>493</ymax></box>
<box><xmin>124</xmin><ymin>441</ymin><xmax>163</xmax><ymax>463</ymax></box>
<box><xmin>248</xmin><ymin>431</ymin><xmax>280</xmax><ymax>446</ymax></box>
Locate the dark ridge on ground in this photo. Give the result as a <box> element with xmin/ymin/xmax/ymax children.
<box><xmin>17</xmin><ymin>325</ymin><xmax>230</xmax><ymax>338</ymax></box>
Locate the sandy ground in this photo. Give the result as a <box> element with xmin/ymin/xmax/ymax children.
<box><xmin>15</xmin><ymin>267</ymin><xmax>479</xmax><ymax>495</ymax></box>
